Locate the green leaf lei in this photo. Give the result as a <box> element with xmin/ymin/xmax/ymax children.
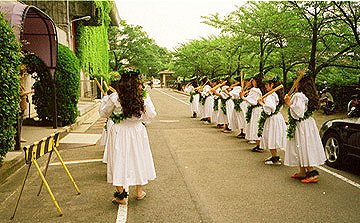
<box><xmin>199</xmin><ymin>95</ymin><xmax>207</xmax><ymax>105</ymax></box>
<box><xmin>233</xmin><ymin>99</ymin><xmax>243</xmax><ymax>112</ymax></box>
<box><xmin>142</xmin><ymin>89</ymin><xmax>148</xmax><ymax>98</ymax></box>
<box><xmin>110</xmin><ymin>113</ymin><xmax>131</xmax><ymax>123</ymax></box>
<box><xmin>257</xmin><ymin>104</ymin><xmax>282</xmax><ymax>137</ymax></box>
<box><xmin>213</xmin><ymin>97</ymin><xmax>220</xmax><ymax>111</ymax></box>
<box><xmin>286</xmin><ymin>108</ymin><xmax>314</xmax><ymax>139</ymax></box>
<box><xmin>189</xmin><ymin>92</ymin><xmax>194</xmax><ymax>103</ymax></box>
<box><xmin>221</xmin><ymin>98</ymin><xmax>230</xmax><ymax>115</ymax></box>
<box><xmin>245</xmin><ymin>104</ymin><xmax>261</xmax><ymax>123</ymax></box>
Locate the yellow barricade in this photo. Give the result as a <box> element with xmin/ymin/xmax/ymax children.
<box><xmin>11</xmin><ymin>132</ymin><xmax>81</xmax><ymax>220</ymax></box>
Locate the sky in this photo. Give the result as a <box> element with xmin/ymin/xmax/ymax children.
<box><xmin>115</xmin><ymin>0</ymin><xmax>245</xmax><ymax>51</ymax></box>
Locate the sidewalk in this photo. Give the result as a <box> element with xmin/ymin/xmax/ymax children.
<box><xmin>0</xmin><ymin>99</ymin><xmax>101</xmax><ymax>184</ymax></box>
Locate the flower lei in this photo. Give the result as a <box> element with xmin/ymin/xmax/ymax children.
<box><xmin>233</xmin><ymin>98</ymin><xmax>243</xmax><ymax>112</ymax></box>
<box><xmin>246</xmin><ymin>104</ymin><xmax>261</xmax><ymax>123</ymax></box>
<box><xmin>286</xmin><ymin>108</ymin><xmax>314</xmax><ymax>139</ymax></box>
<box><xmin>221</xmin><ymin>98</ymin><xmax>230</xmax><ymax>115</ymax></box>
<box><xmin>257</xmin><ymin>104</ymin><xmax>282</xmax><ymax>137</ymax></box>
<box><xmin>213</xmin><ymin>97</ymin><xmax>220</xmax><ymax>111</ymax></box>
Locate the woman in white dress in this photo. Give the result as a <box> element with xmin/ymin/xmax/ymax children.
<box><xmin>284</xmin><ymin>73</ymin><xmax>326</xmax><ymax>183</ymax></box>
<box><xmin>202</xmin><ymin>80</ymin><xmax>214</xmax><ymax>124</ymax></box>
<box><xmin>241</xmin><ymin>77</ymin><xmax>263</xmax><ymax>152</ymax></box>
<box><xmin>228</xmin><ymin>78</ymin><xmax>243</xmax><ymax>135</ymax></box>
<box><xmin>184</xmin><ymin>79</ymin><xmax>199</xmax><ymax>118</ymax></box>
<box><xmin>257</xmin><ymin>77</ymin><xmax>286</xmax><ymax>165</ymax></box>
<box><xmin>99</xmin><ymin>69</ymin><xmax>157</xmax><ymax>204</ymax></box>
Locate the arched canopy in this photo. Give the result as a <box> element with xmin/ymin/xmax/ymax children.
<box><xmin>0</xmin><ymin>2</ymin><xmax>57</xmax><ymax>74</ymax></box>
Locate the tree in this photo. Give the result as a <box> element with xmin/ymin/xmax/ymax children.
<box><xmin>108</xmin><ymin>20</ymin><xmax>171</xmax><ymax>76</ymax></box>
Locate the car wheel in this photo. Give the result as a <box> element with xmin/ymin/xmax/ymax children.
<box><xmin>322</xmin><ymin>132</ymin><xmax>343</xmax><ymax>168</ymax></box>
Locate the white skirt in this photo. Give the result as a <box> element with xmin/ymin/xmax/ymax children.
<box><xmin>284</xmin><ymin>117</ymin><xmax>326</xmax><ymax>167</ymax></box>
<box><xmin>212</xmin><ymin>99</ymin><xmax>220</xmax><ymax>124</ymax></box>
<box><xmin>190</xmin><ymin>94</ymin><xmax>200</xmax><ymax>114</ymax></box>
<box><xmin>245</xmin><ymin>106</ymin><xmax>262</xmax><ymax>141</ymax></box>
<box><xmin>106</xmin><ymin>120</ymin><xmax>156</xmax><ymax>187</ymax></box>
<box><xmin>260</xmin><ymin>113</ymin><xmax>286</xmax><ymax>150</ymax></box>
<box><xmin>101</xmin><ymin>119</ymin><xmax>114</xmax><ymax>163</ymax></box>
<box><xmin>226</xmin><ymin>100</ymin><xmax>236</xmax><ymax>129</ymax></box>
<box><xmin>204</xmin><ymin>96</ymin><xmax>214</xmax><ymax>118</ymax></box>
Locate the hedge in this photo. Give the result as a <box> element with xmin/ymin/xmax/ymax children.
<box><xmin>0</xmin><ymin>12</ymin><xmax>23</xmax><ymax>163</ymax></box>
<box><xmin>24</xmin><ymin>44</ymin><xmax>80</xmax><ymax>126</ymax></box>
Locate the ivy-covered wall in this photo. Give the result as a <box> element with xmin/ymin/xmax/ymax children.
<box><xmin>0</xmin><ymin>12</ymin><xmax>23</xmax><ymax>163</ymax></box>
<box><xmin>75</xmin><ymin>0</ymin><xmax>111</xmax><ymax>80</ymax></box>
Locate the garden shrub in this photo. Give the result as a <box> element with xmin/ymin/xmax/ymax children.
<box><xmin>24</xmin><ymin>44</ymin><xmax>80</xmax><ymax>126</ymax></box>
<box><xmin>0</xmin><ymin>12</ymin><xmax>23</xmax><ymax>163</ymax></box>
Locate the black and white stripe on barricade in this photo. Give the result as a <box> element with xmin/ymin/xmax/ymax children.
<box><xmin>10</xmin><ymin>132</ymin><xmax>81</xmax><ymax>220</ymax></box>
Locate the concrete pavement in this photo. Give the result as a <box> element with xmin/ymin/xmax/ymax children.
<box><xmin>0</xmin><ymin>88</ymin><xmax>359</xmax><ymax>222</ymax></box>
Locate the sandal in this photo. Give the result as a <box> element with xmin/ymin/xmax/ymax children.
<box><xmin>112</xmin><ymin>189</ymin><xmax>128</xmax><ymax>205</ymax></box>
<box><xmin>136</xmin><ymin>191</ymin><xmax>146</xmax><ymax>200</ymax></box>
<box><xmin>301</xmin><ymin>177</ymin><xmax>319</xmax><ymax>183</ymax></box>
<box><xmin>291</xmin><ymin>173</ymin><xmax>306</xmax><ymax>179</ymax></box>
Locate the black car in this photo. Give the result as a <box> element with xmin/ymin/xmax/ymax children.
<box><xmin>319</xmin><ymin>117</ymin><xmax>360</xmax><ymax>168</ymax></box>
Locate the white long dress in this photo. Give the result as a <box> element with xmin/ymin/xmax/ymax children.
<box><xmin>99</xmin><ymin>92</ymin><xmax>157</xmax><ymax>187</ymax></box>
<box><xmin>184</xmin><ymin>85</ymin><xmax>199</xmax><ymax>115</ymax></box>
<box><xmin>245</xmin><ymin>88</ymin><xmax>262</xmax><ymax>141</ymax></box>
<box><xmin>202</xmin><ymin>85</ymin><xmax>214</xmax><ymax>118</ymax></box>
<box><xmin>212</xmin><ymin>88</ymin><xmax>221</xmax><ymax>124</ymax></box>
<box><xmin>259</xmin><ymin>93</ymin><xmax>286</xmax><ymax>150</ymax></box>
<box><xmin>229</xmin><ymin>86</ymin><xmax>243</xmax><ymax>130</ymax></box>
<box><xmin>284</xmin><ymin>92</ymin><xmax>326</xmax><ymax>167</ymax></box>
<box><xmin>219</xmin><ymin>86</ymin><xmax>230</xmax><ymax>125</ymax></box>
<box><xmin>99</xmin><ymin>95</ymin><xmax>115</xmax><ymax>163</ymax></box>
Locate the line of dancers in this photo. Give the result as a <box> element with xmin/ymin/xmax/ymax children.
<box><xmin>183</xmin><ymin>70</ymin><xmax>327</xmax><ymax>183</ymax></box>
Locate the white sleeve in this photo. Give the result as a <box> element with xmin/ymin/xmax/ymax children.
<box><xmin>141</xmin><ymin>96</ymin><xmax>157</xmax><ymax>123</ymax></box>
<box><xmin>263</xmin><ymin>93</ymin><xmax>278</xmax><ymax>115</ymax></box>
<box><xmin>99</xmin><ymin>93</ymin><xmax>117</xmax><ymax>118</ymax></box>
<box><xmin>246</xmin><ymin>89</ymin><xmax>261</xmax><ymax>106</ymax></box>
<box><xmin>290</xmin><ymin>93</ymin><xmax>307</xmax><ymax>120</ymax></box>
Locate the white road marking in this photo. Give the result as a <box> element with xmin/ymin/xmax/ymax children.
<box><xmin>159</xmin><ymin>120</ymin><xmax>180</xmax><ymax>123</ymax></box>
<box><xmin>59</xmin><ymin>133</ymin><xmax>102</xmax><ymax>144</ymax></box>
<box><xmin>49</xmin><ymin>158</ymin><xmax>103</xmax><ymax>166</ymax></box>
<box><xmin>317</xmin><ymin>166</ymin><xmax>360</xmax><ymax>189</ymax></box>
<box><xmin>116</xmin><ymin>204</ymin><xmax>128</xmax><ymax>223</ymax></box>
<box><xmin>154</xmin><ymin>89</ymin><xmax>190</xmax><ymax>105</ymax></box>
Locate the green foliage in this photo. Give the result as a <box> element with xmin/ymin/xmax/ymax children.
<box><xmin>76</xmin><ymin>0</ymin><xmax>110</xmax><ymax>80</ymax></box>
<box><xmin>175</xmin><ymin>1</ymin><xmax>359</xmax><ymax>91</ymax></box>
<box><xmin>24</xmin><ymin>44</ymin><xmax>80</xmax><ymax>126</ymax></box>
<box><xmin>56</xmin><ymin>44</ymin><xmax>80</xmax><ymax>125</ymax></box>
<box><xmin>0</xmin><ymin>12</ymin><xmax>23</xmax><ymax>163</ymax></box>
<box><xmin>108</xmin><ymin>20</ymin><xmax>171</xmax><ymax>78</ymax></box>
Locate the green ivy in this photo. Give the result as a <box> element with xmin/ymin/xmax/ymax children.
<box><xmin>75</xmin><ymin>0</ymin><xmax>110</xmax><ymax>83</ymax></box>
<box><xmin>0</xmin><ymin>12</ymin><xmax>23</xmax><ymax>163</ymax></box>
<box><xmin>24</xmin><ymin>44</ymin><xmax>80</xmax><ymax>126</ymax></box>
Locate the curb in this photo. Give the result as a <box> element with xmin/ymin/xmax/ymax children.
<box><xmin>0</xmin><ymin>101</ymin><xmax>100</xmax><ymax>184</ymax></box>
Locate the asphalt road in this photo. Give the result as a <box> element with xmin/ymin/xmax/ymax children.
<box><xmin>0</xmin><ymin>88</ymin><xmax>359</xmax><ymax>223</ymax></box>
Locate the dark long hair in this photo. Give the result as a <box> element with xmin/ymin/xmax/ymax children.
<box><xmin>272</xmin><ymin>81</ymin><xmax>285</xmax><ymax>106</ymax></box>
<box><xmin>118</xmin><ymin>73</ymin><xmax>144</xmax><ymax>118</ymax></box>
<box><xmin>297</xmin><ymin>76</ymin><xmax>320</xmax><ymax>111</ymax></box>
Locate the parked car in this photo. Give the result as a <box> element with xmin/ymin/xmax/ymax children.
<box><xmin>319</xmin><ymin>117</ymin><xmax>360</xmax><ymax>168</ymax></box>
